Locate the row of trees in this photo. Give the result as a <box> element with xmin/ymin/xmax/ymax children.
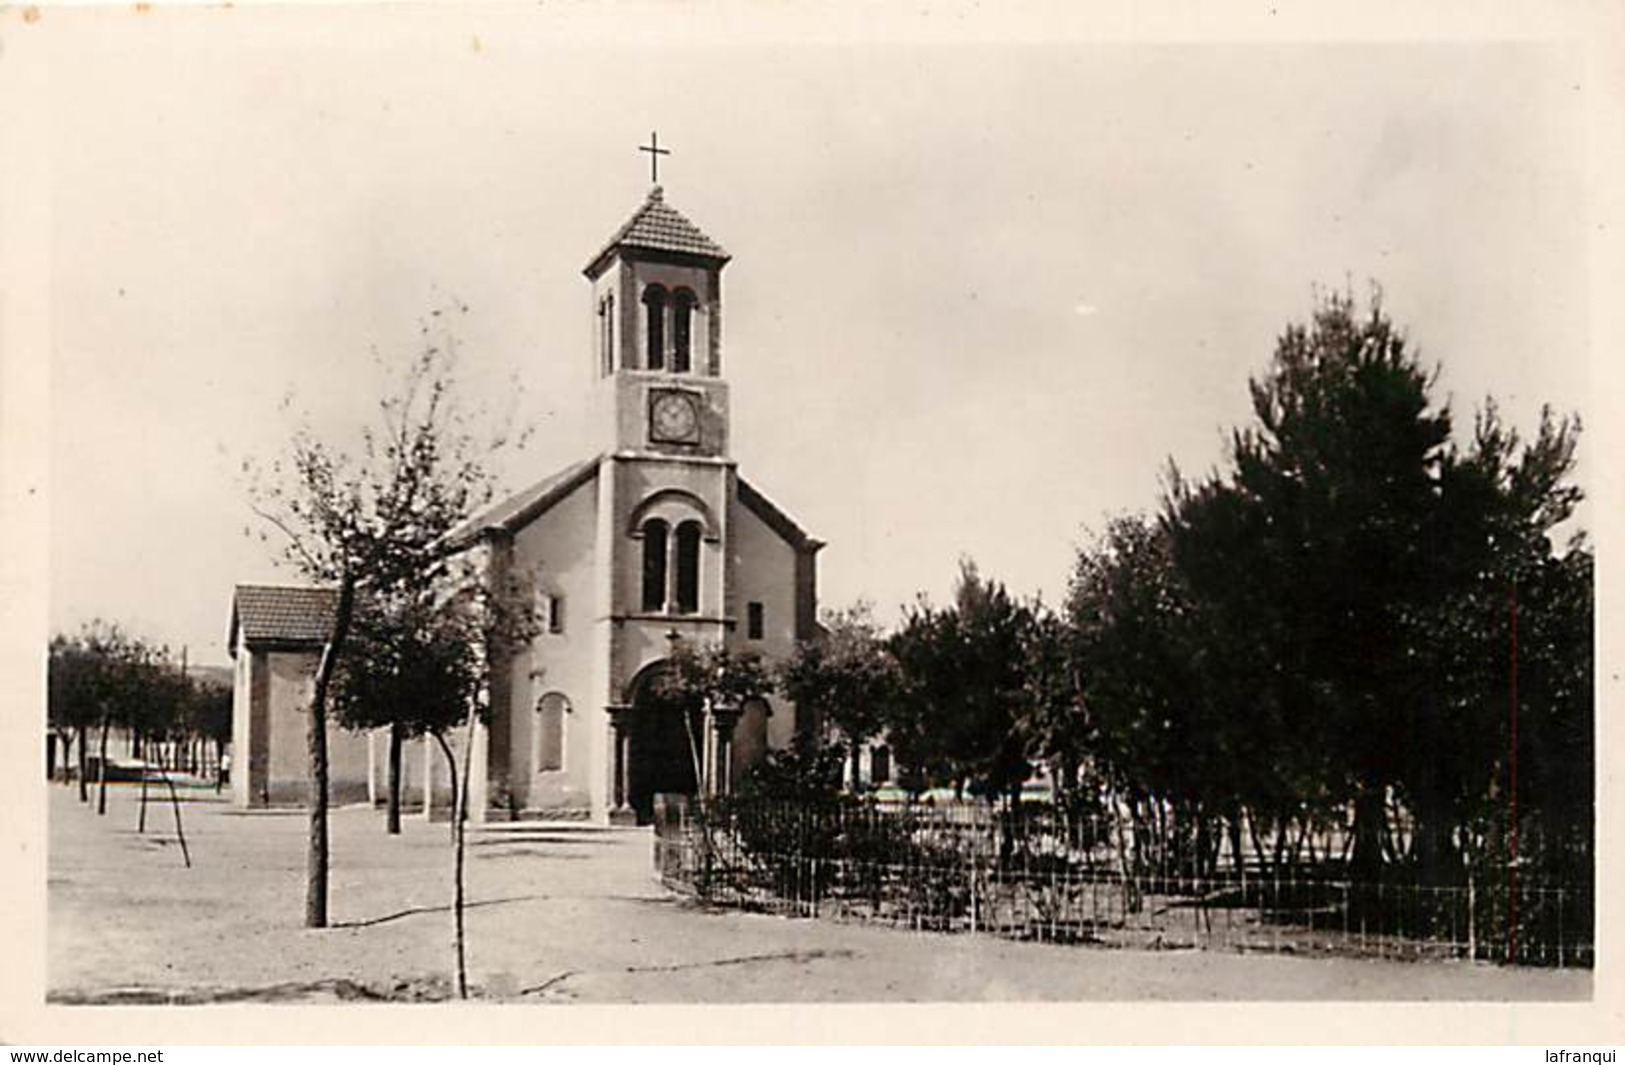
<box><xmin>47</xmin><ymin>622</ymin><xmax>233</xmax><ymax>814</ymax></box>
<box><xmin>767</xmin><ymin>290</ymin><xmax>1591</xmax><ymax>891</ymax></box>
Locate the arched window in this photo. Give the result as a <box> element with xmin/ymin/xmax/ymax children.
<box><xmin>535</xmin><ymin>692</ymin><xmax>569</xmax><ymax>772</ymax></box>
<box><xmin>734</xmin><ymin>697</ymin><xmax>772</xmax><ymax>772</ymax></box>
<box><xmin>671</xmin><ymin>289</ymin><xmax>696</xmax><ymax>373</ymax></box>
<box><xmin>642</xmin><ymin>285</ymin><xmax>667</xmax><ymax>370</ymax></box>
<box><xmin>641</xmin><ymin>519</ymin><xmax>668</xmax><ymax>612</ymax></box>
<box><xmin>674</xmin><ymin>520</ymin><xmax>702</xmax><ymax>614</ymax></box>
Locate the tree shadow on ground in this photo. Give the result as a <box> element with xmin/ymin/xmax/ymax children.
<box><xmin>332</xmin><ymin>892</ymin><xmax>552</xmax><ymax>929</ymax></box>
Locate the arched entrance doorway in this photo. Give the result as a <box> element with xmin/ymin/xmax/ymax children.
<box><xmin>624</xmin><ymin>662</ymin><xmax>701</xmax><ymax>825</ymax></box>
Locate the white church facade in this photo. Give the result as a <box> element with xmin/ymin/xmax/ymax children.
<box><xmin>230</xmin><ymin>184</ymin><xmax>822</xmax><ymax>824</ymax></box>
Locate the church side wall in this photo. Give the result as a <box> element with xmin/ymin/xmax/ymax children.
<box><xmin>509</xmin><ymin>477</ymin><xmax>599</xmax><ymax>815</ymax></box>
<box><xmin>727</xmin><ymin>495</ymin><xmax>803</xmax><ymax>758</ymax></box>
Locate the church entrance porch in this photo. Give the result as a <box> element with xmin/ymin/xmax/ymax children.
<box><xmin>626</xmin><ymin>697</ymin><xmax>698</xmax><ymax>825</ymax></box>
<box><xmin>612</xmin><ymin>661</ymin><xmax>744</xmax><ymax>825</ymax></box>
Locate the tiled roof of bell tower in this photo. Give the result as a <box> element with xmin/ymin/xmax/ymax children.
<box><xmin>583</xmin><ymin>186</ymin><xmax>731</xmax><ymax>278</ymax></box>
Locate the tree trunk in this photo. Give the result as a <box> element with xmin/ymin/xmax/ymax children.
<box><xmin>77</xmin><ymin>726</ymin><xmax>89</xmax><ymax>803</ymax></box>
<box><xmin>1350</xmin><ymin>783</ymin><xmax>1387</xmax><ymax>880</ymax></box>
<box><xmin>1113</xmin><ymin>791</ymin><xmax>1142</xmax><ymax>913</ymax></box>
<box><xmin>306</xmin><ymin>573</ymin><xmax>358</xmax><ymax>930</ymax></box>
<box><xmin>1000</xmin><ymin>779</ymin><xmax>1021</xmax><ymax>866</ymax></box>
<box><xmin>56</xmin><ymin>730</ymin><xmax>72</xmax><ymax>785</ymax></box>
<box><xmin>96</xmin><ymin>718</ymin><xmax>110</xmax><ymax>816</ymax></box>
<box><xmin>138</xmin><ymin>755</ymin><xmax>150</xmax><ymax>833</ymax></box>
<box><xmin>434</xmin><ymin>728</ymin><xmax>471</xmax><ymax>1000</ymax></box>
<box><xmin>387</xmin><ymin>722</ymin><xmax>404</xmax><ymax>835</ymax></box>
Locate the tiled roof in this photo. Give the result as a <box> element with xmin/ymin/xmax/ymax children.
<box><xmin>231</xmin><ymin>584</ymin><xmax>337</xmax><ymax>648</ymax></box>
<box><xmin>584</xmin><ymin>186</ymin><xmax>730</xmax><ymax>276</ymax></box>
<box><xmin>738</xmin><ymin>477</ymin><xmax>823</xmax><ymax>553</ymax></box>
<box><xmin>447</xmin><ymin>455</ymin><xmax>602</xmax><ymax>546</ymax></box>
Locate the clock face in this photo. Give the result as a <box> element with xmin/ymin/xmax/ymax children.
<box><xmin>649</xmin><ymin>389</ymin><xmax>701</xmax><ymax>444</ymax></box>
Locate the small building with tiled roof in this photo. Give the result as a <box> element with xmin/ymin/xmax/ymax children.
<box><xmin>227</xmin><ymin>583</ymin><xmax>372</xmax><ymax>807</ymax></box>
<box><xmin>229</xmin><ymin>584</ymin><xmax>337</xmax><ymax>648</ymax></box>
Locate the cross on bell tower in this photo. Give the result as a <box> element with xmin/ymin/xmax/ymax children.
<box><xmin>638</xmin><ymin>131</ymin><xmax>671</xmax><ymax>184</ymax></box>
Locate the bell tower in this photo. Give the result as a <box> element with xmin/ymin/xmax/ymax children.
<box><xmin>453</xmin><ymin>146</ymin><xmax>821</xmax><ymax>825</ymax></box>
<box><xmin>583</xmin><ymin>184</ymin><xmax>731</xmax><ymax>460</ymax></box>
<box><xmin>581</xmin><ymin>171</ymin><xmax>739</xmax><ymax>716</ymax></box>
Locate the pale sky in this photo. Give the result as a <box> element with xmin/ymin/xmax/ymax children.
<box><xmin>22</xmin><ymin>9</ymin><xmax>1599</xmax><ymax>668</ymax></box>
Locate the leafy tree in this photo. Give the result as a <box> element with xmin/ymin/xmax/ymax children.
<box><xmin>48</xmin><ymin>632</ymin><xmax>105</xmax><ymax>800</ymax></box>
<box><xmin>735</xmin><ymin>730</ymin><xmax>848</xmax><ymax>806</ymax></box>
<box><xmin>245</xmin><ymin>306</ymin><xmax>526</xmax><ymax>928</ymax></box>
<box><xmin>1163</xmin><ymin>287</ymin><xmax>1589</xmax><ymax>886</ymax></box>
<box><xmin>780</xmin><ymin>602</ymin><xmax>899</xmax><ymax>789</ymax></box>
<box><xmin>1165</xmin><ymin>289</ymin><xmax>1455</xmax><ymax>875</ymax></box>
<box><xmin>1013</xmin><ymin>605</ymin><xmax>1086</xmax><ymax>808</ymax></box>
<box><xmin>1065</xmin><ymin>515</ymin><xmax>1236</xmax><ymax>877</ymax></box>
<box><xmin>653</xmin><ymin>639</ymin><xmax>775</xmax><ymax>795</ymax></box>
<box><xmin>886</xmin><ymin>560</ymin><xmax>1034</xmax><ymax>801</ymax></box>
<box><xmin>184</xmin><ymin>679</ymin><xmax>234</xmax><ymax>790</ymax></box>
<box><xmin>331</xmin><ymin>593</ymin><xmax>467</xmax><ymax>835</ymax></box>
<box><xmin>1415</xmin><ymin>404</ymin><xmax>1588</xmax><ymax>881</ymax></box>
<box><xmin>47</xmin><ymin>622</ymin><xmax>154</xmax><ymax>814</ymax></box>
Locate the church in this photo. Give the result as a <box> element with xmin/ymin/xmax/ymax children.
<box><xmin>230</xmin><ymin>178</ymin><xmax>823</xmax><ymax>825</ymax></box>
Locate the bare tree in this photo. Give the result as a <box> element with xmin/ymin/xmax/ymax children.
<box><xmin>245</xmin><ymin>305</ymin><xmax>527</xmax><ymax>928</ymax></box>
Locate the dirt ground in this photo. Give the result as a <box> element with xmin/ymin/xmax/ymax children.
<box><xmin>47</xmin><ymin>783</ymin><xmax>1590</xmax><ymax>1004</ymax></box>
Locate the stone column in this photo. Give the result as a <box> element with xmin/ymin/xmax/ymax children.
<box><xmin>710</xmin><ymin>703</ymin><xmax>742</xmax><ymax>797</ymax></box>
<box><xmin>607</xmin><ymin>704</ymin><xmax>634</xmax><ymax>824</ymax></box>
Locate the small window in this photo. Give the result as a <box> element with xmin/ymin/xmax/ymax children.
<box><xmin>547</xmin><ymin>594</ymin><xmax>565</xmax><ymax>635</ymax></box>
<box><xmin>598</xmin><ymin>297</ymin><xmax>614</xmax><ymax>376</ymax></box>
<box><xmin>747</xmin><ymin>601</ymin><xmax>764</xmax><ymax>640</ymax></box>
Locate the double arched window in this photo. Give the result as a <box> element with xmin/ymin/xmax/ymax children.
<box><xmin>641</xmin><ymin>284</ymin><xmax>700</xmax><ymax>373</ymax></box>
<box><xmin>638</xmin><ymin>515</ymin><xmax>704</xmax><ymax>615</ymax></box>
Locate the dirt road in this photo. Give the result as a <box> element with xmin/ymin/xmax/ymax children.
<box><xmin>47</xmin><ymin>785</ymin><xmax>1590</xmax><ymax>1004</ymax></box>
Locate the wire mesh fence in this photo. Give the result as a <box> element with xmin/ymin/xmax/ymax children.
<box><xmin>652</xmin><ymin>796</ymin><xmax>1591</xmax><ymax>968</ymax></box>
